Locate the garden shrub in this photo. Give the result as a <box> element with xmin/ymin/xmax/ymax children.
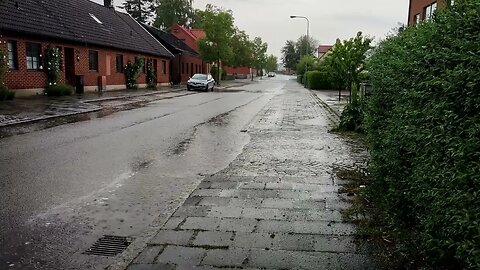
<box><xmin>305</xmin><ymin>71</ymin><xmax>334</xmax><ymax>90</ymax></box>
<box><xmin>0</xmin><ymin>85</ymin><xmax>15</xmax><ymax>101</ymax></box>
<box><xmin>210</xmin><ymin>66</ymin><xmax>227</xmax><ymax>82</ymax></box>
<box><xmin>44</xmin><ymin>84</ymin><xmax>74</xmax><ymax>96</ymax></box>
<box><xmin>365</xmin><ymin>0</ymin><xmax>480</xmax><ymax>268</ymax></box>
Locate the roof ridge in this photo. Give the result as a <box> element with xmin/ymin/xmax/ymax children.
<box><xmin>118</xmin><ymin>13</ymin><xmax>173</xmax><ymax>57</ymax></box>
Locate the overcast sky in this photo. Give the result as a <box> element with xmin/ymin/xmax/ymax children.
<box><xmin>92</xmin><ymin>0</ymin><xmax>409</xmax><ymax>58</ymax></box>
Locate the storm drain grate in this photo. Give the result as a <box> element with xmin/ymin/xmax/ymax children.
<box><xmin>84</xmin><ymin>235</ymin><xmax>132</xmax><ymax>257</ymax></box>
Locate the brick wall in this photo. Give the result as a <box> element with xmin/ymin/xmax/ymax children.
<box><xmin>224</xmin><ymin>66</ymin><xmax>251</xmax><ymax>75</ymax></box>
<box><xmin>180</xmin><ymin>54</ymin><xmax>204</xmax><ymax>82</ymax></box>
<box><xmin>170</xmin><ymin>24</ymin><xmax>199</xmax><ymax>53</ymax></box>
<box><xmin>408</xmin><ymin>0</ymin><xmax>448</xmax><ymax>26</ymax></box>
<box><xmin>0</xmin><ymin>34</ymin><xmax>171</xmax><ymax>95</ymax></box>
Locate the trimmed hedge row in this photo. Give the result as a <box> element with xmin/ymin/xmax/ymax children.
<box><xmin>365</xmin><ymin>0</ymin><xmax>480</xmax><ymax>268</ymax></box>
<box><xmin>44</xmin><ymin>84</ymin><xmax>74</xmax><ymax>96</ymax></box>
<box><xmin>305</xmin><ymin>71</ymin><xmax>334</xmax><ymax>90</ymax></box>
<box><xmin>0</xmin><ymin>85</ymin><xmax>15</xmax><ymax>101</ymax></box>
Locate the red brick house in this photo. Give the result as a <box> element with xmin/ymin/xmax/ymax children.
<box><xmin>408</xmin><ymin>0</ymin><xmax>454</xmax><ymax>26</ymax></box>
<box><xmin>144</xmin><ymin>25</ymin><xmax>203</xmax><ymax>84</ymax></box>
<box><xmin>0</xmin><ymin>0</ymin><xmax>173</xmax><ymax>97</ymax></box>
<box><xmin>170</xmin><ymin>24</ymin><xmax>210</xmax><ymax>77</ymax></box>
<box><xmin>317</xmin><ymin>45</ymin><xmax>333</xmax><ymax>59</ymax></box>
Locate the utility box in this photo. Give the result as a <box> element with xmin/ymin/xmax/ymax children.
<box><xmin>98</xmin><ymin>76</ymin><xmax>107</xmax><ymax>93</ymax></box>
<box><xmin>75</xmin><ymin>75</ymin><xmax>84</xmax><ymax>94</ymax></box>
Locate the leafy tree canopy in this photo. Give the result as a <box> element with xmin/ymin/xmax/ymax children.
<box><xmin>123</xmin><ymin>0</ymin><xmax>154</xmax><ymax>24</ymax></box>
<box><xmin>153</xmin><ymin>0</ymin><xmax>193</xmax><ymax>29</ymax></box>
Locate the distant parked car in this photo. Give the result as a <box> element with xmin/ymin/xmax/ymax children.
<box><xmin>267</xmin><ymin>72</ymin><xmax>276</xmax><ymax>77</ymax></box>
<box><xmin>187</xmin><ymin>74</ymin><xmax>215</xmax><ymax>91</ymax></box>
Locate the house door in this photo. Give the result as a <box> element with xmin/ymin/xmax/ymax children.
<box><xmin>64</xmin><ymin>47</ymin><xmax>76</xmax><ymax>86</ymax></box>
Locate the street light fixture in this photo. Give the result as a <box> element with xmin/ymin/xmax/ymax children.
<box><xmin>290</xmin><ymin>15</ymin><xmax>310</xmax><ymax>82</ymax></box>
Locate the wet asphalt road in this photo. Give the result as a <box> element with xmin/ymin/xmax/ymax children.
<box><xmin>0</xmin><ymin>76</ymin><xmax>289</xmax><ymax>269</ymax></box>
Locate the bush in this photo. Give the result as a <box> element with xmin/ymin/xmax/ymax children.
<box><xmin>339</xmin><ymin>103</ymin><xmax>364</xmax><ymax>132</ymax></box>
<box><xmin>297</xmin><ymin>74</ymin><xmax>304</xmax><ymax>84</ymax></box>
<box><xmin>365</xmin><ymin>0</ymin><xmax>480</xmax><ymax>268</ymax></box>
<box><xmin>305</xmin><ymin>71</ymin><xmax>334</xmax><ymax>90</ymax></box>
<box><xmin>44</xmin><ymin>84</ymin><xmax>74</xmax><ymax>96</ymax></box>
<box><xmin>210</xmin><ymin>66</ymin><xmax>226</xmax><ymax>82</ymax></box>
<box><xmin>0</xmin><ymin>85</ymin><xmax>15</xmax><ymax>101</ymax></box>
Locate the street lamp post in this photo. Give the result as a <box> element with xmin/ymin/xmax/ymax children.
<box><xmin>290</xmin><ymin>15</ymin><xmax>310</xmax><ymax>82</ymax></box>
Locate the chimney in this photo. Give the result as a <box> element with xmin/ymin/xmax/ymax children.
<box><xmin>104</xmin><ymin>0</ymin><xmax>113</xmax><ymax>9</ymax></box>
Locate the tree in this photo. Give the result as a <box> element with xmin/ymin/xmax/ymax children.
<box><xmin>281</xmin><ymin>40</ymin><xmax>298</xmax><ymax>71</ymax></box>
<box><xmin>295</xmin><ymin>35</ymin><xmax>318</xmax><ymax>58</ymax></box>
<box><xmin>197</xmin><ymin>5</ymin><xmax>235</xmax><ymax>85</ymax></box>
<box><xmin>296</xmin><ymin>55</ymin><xmax>316</xmax><ymax>75</ymax></box>
<box><xmin>153</xmin><ymin>0</ymin><xmax>193</xmax><ymax>29</ymax></box>
<box><xmin>252</xmin><ymin>37</ymin><xmax>268</xmax><ymax>77</ymax></box>
<box><xmin>265</xmin><ymin>55</ymin><xmax>278</xmax><ymax>72</ymax></box>
<box><xmin>326</xmin><ymin>32</ymin><xmax>372</xmax><ymax>101</ymax></box>
<box><xmin>123</xmin><ymin>0</ymin><xmax>154</xmax><ymax>24</ymax></box>
<box><xmin>230</xmin><ymin>28</ymin><xmax>254</xmax><ymax>68</ymax></box>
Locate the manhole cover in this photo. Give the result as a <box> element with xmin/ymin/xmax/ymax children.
<box><xmin>84</xmin><ymin>235</ymin><xmax>132</xmax><ymax>257</ymax></box>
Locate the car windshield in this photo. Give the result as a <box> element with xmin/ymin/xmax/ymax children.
<box><xmin>191</xmin><ymin>74</ymin><xmax>207</xmax><ymax>80</ymax></box>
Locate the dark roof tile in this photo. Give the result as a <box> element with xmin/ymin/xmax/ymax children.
<box><xmin>0</xmin><ymin>0</ymin><xmax>173</xmax><ymax>58</ymax></box>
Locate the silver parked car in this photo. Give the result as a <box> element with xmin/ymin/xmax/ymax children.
<box><xmin>187</xmin><ymin>74</ymin><xmax>215</xmax><ymax>91</ymax></box>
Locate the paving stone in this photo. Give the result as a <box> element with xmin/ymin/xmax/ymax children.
<box><xmin>313</xmin><ymin>235</ymin><xmax>358</xmax><ymax>253</ymax></box>
<box><xmin>202</xmin><ymin>248</ymin><xmax>249</xmax><ymax>267</ymax></box>
<box><xmin>218</xmin><ymin>218</ymin><xmax>258</xmax><ymax>232</ymax></box>
<box><xmin>232</xmin><ymin>232</ymin><xmax>274</xmax><ymax>249</ymax></box>
<box><xmin>191</xmin><ymin>189</ymin><xmax>223</xmax><ymax>197</ymax></box>
<box><xmin>238</xmin><ymin>182</ymin><xmax>266</xmax><ymax>189</ymax></box>
<box><xmin>228</xmin><ymin>198</ymin><xmax>263</xmax><ymax>208</ymax></box>
<box><xmin>197</xmin><ymin>181</ymin><xmax>212</xmax><ymax>189</ymax></box>
<box><xmin>181</xmin><ymin>217</ymin><xmax>221</xmax><ymax>231</ymax></box>
<box><xmin>172</xmin><ymin>206</ymin><xmax>211</xmax><ymax>218</ymax></box>
<box><xmin>208</xmin><ymin>206</ymin><xmax>243</xmax><ymax>218</ymax></box>
<box><xmin>198</xmin><ymin>197</ymin><xmax>231</xmax><ymax>207</ymax></box>
<box><xmin>161</xmin><ymin>217</ymin><xmax>185</xmax><ymax>230</ymax></box>
<box><xmin>127</xmin><ymin>263</ymin><xmax>175</xmax><ymax>270</ymax></box>
<box><xmin>150</xmin><ymin>230</ymin><xmax>194</xmax><ymax>245</ymax></box>
<box><xmin>193</xmin><ymin>231</ymin><xmax>234</xmax><ymax>247</ymax></box>
<box><xmin>326</xmin><ymin>198</ymin><xmax>352</xmax><ymax>210</ymax></box>
<box><xmin>183</xmin><ymin>196</ymin><xmax>203</xmax><ymax>206</ymax></box>
<box><xmin>132</xmin><ymin>246</ymin><xmax>165</xmax><ymax>264</ymax></box>
<box><xmin>156</xmin><ymin>246</ymin><xmax>207</xmax><ymax>266</ymax></box>
<box><xmin>271</xmin><ymin>233</ymin><xmax>316</xmax><ymax>251</ymax></box>
<box><xmin>241</xmin><ymin>207</ymin><xmax>283</xmax><ymax>220</ymax></box>
<box><xmin>281</xmin><ymin>176</ymin><xmax>333</xmax><ymax>185</ymax></box>
<box><xmin>210</xmin><ymin>182</ymin><xmax>241</xmax><ymax>189</ymax></box>
<box><xmin>307</xmin><ymin>210</ymin><xmax>343</xmax><ymax>222</ymax></box>
<box><xmin>261</xmin><ymin>198</ymin><xmax>325</xmax><ymax>210</ymax></box>
<box><xmin>219</xmin><ymin>189</ymin><xmax>279</xmax><ymax>199</ymax></box>
<box><xmin>256</xmin><ymin>220</ymin><xmax>357</xmax><ymax>235</ymax></box>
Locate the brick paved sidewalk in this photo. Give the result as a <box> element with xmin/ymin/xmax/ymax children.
<box><xmin>124</xmin><ymin>81</ymin><xmax>375</xmax><ymax>270</ymax></box>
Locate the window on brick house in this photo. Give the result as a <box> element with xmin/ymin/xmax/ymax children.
<box><xmin>424</xmin><ymin>2</ymin><xmax>437</xmax><ymax>20</ymax></box>
<box><xmin>190</xmin><ymin>63</ymin><xmax>193</xmax><ymax>76</ymax></box>
<box><xmin>135</xmin><ymin>56</ymin><xmax>145</xmax><ymax>73</ymax></box>
<box><xmin>182</xmin><ymin>62</ymin><xmax>185</xmax><ymax>74</ymax></box>
<box><xmin>89</xmin><ymin>50</ymin><xmax>99</xmax><ymax>71</ymax></box>
<box><xmin>26</xmin><ymin>43</ymin><xmax>41</xmax><ymax>70</ymax></box>
<box><xmin>449</xmin><ymin>0</ymin><xmax>455</xmax><ymax>6</ymax></box>
<box><xmin>414</xmin><ymin>13</ymin><xmax>420</xmax><ymax>25</ymax></box>
<box><xmin>186</xmin><ymin>62</ymin><xmax>189</xmax><ymax>74</ymax></box>
<box><xmin>7</xmin><ymin>40</ymin><xmax>18</xmax><ymax>70</ymax></box>
<box><xmin>116</xmin><ymin>54</ymin><xmax>123</xmax><ymax>73</ymax></box>
<box><xmin>162</xmin><ymin>60</ymin><xmax>167</xmax><ymax>75</ymax></box>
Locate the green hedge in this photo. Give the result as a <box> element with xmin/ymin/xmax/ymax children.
<box><xmin>0</xmin><ymin>85</ymin><xmax>15</xmax><ymax>101</ymax></box>
<box><xmin>365</xmin><ymin>0</ymin><xmax>480</xmax><ymax>268</ymax></box>
<box><xmin>305</xmin><ymin>71</ymin><xmax>334</xmax><ymax>90</ymax></box>
<box><xmin>44</xmin><ymin>84</ymin><xmax>74</xmax><ymax>96</ymax></box>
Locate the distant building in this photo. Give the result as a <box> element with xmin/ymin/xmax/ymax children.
<box><xmin>0</xmin><ymin>0</ymin><xmax>173</xmax><ymax>97</ymax></box>
<box><xmin>317</xmin><ymin>45</ymin><xmax>333</xmax><ymax>59</ymax></box>
<box><xmin>407</xmin><ymin>0</ymin><xmax>454</xmax><ymax>26</ymax></box>
<box><xmin>144</xmin><ymin>25</ymin><xmax>203</xmax><ymax>84</ymax></box>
